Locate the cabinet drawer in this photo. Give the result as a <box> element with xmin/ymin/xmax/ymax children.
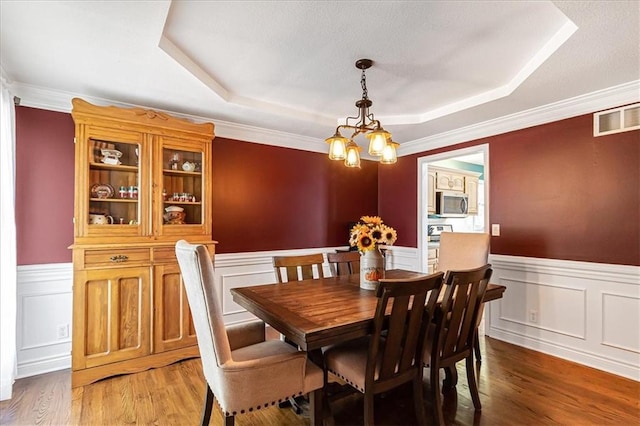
<box><xmin>427</xmin><ymin>248</ymin><xmax>438</xmax><ymax>260</ymax></box>
<box><xmin>153</xmin><ymin>247</ymin><xmax>178</xmax><ymax>264</ymax></box>
<box><xmin>83</xmin><ymin>248</ymin><xmax>150</xmax><ymax>268</ymax></box>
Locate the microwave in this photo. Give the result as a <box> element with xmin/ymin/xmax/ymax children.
<box><xmin>436</xmin><ymin>191</ymin><xmax>469</xmax><ymax>217</ymax></box>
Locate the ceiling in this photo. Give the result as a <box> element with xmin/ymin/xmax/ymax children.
<box><xmin>1</xmin><ymin>1</ymin><xmax>638</xmax><ymax>157</ymax></box>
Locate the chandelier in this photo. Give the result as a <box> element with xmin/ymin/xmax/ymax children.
<box><xmin>325</xmin><ymin>59</ymin><xmax>398</xmax><ymax>168</ymax></box>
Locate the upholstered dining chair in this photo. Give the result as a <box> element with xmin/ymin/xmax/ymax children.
<box><xmin>423</xmin><ymin>264</ymin><xmax>493</xmax><ymax>426</ymax></box>
<box><xmin>175</xmin><ymin>240</ymin><xmax>324</xmax><ymax>426</ymax></box>
<box><xmin>327</xmin><ymin>250</ymin><xmax>360</xmax><ymax>276</ymax></box>
<box><xmin>273</xmin><ymin>253</ymin><xmax>326</xmax><ymax>282</ymax></box>
<box><xmin>436</xmin><ymin>232</ymin><xmax>490</xmax><ymax>360</ymax></box>
<box><xmin>323</xmin><ymin>272</ymin><xmax>445</xmax><ymax>426</ymax></box>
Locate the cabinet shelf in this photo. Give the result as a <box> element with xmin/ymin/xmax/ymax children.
<box><xmin>90</xmin><ymin>198</ymin><xmax>138</xmax><ymax>203</ymax></box>
<box><xmin>164</xmin><ymin>201</ymin><xmax>201</xmax><ymax>206</ymax></box>
<box><xmin>90</xmin><ymin>162</ymin><xmax>139</xmax><ymax>172</ymax></box>
<box><xmin>163</xmin><ymin>169</ymin><xmax>201</xmax><ymax>176</ymax></box>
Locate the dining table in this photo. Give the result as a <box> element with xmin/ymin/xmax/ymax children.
<box><xmin>231</xmin><ymin>270</ymin><xmax>505</xmax><ymax>424</ymax></box>
<box><xmin>230</xmin><ymin>269</ymin><xmax>506</xmax><ymax>367</ymax></box>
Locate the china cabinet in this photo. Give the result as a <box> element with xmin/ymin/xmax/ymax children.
<box><xmin>70</xmin><ymin>98</ymin><xmax>216</xmax><ymax>387</ymax></box>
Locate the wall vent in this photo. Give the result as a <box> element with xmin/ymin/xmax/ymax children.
<box><xmin>593</xmin><ymin>103</ymin><xmax>640</xmax><ymax>136</ymax></box>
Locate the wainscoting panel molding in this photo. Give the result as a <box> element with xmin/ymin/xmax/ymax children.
<box><xmin>16</xmin><ymin>263</ymin><xmax>73</xmax><ymax>379</ymax></box>
<box><xmin>16</xmin><ymin>251</ymin><xmax>639</xmax><ymax>382</ymax></box>
<box><xmin>487</xmin><ymin>254</ymin><xmax>640</xmax><ymax>381</ymax></box>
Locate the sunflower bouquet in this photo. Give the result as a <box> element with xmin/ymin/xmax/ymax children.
<box><xmin>349</xmin><ymin>215</ymin><xmax>398</xmax><ymax>253</ymax></box>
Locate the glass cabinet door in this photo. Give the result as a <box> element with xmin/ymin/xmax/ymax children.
<box><xmin>82</xmin><ymin>129</ymin><xmax>147</xmax><ymax>239</ymax></box>
<box><xmin>158</xmin><ymin>139</ymin><xmax>208</xmax><ymax>238</ymax></box>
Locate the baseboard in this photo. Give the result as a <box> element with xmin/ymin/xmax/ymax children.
<box><xmin>488</xmin><ymin>327</ymin><xmax>639</xmax><ymax>382</ymax></box>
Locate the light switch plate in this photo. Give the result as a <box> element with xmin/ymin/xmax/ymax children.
<box><xmin>491</xmin><ymin>224</ymin><xmax>500</xmax><ymax>236</ymax></box>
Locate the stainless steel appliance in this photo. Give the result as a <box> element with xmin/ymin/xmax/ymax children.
<box><xmin>436</xmin><ymin>191</ymin><xmax>469</xmax><ymax>217</ymax></box>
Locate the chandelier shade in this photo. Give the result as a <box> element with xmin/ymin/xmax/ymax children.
<box><xmin>344</xmin><ymin>140</ymin><xmax>361</xmax><ymax>168</ymax></box>
<box><xmin>326</xmin><ymin>132</ymin><xmax>348</xmax><ymax>160</ymax></box>
<box><xmin>325</xmin><ymin>59</ymin><xmax>399</xmax><ymax>167</ymax></box>
<box><xmin>380</xmin><ymin>141</ymin><xmax>399</xmax><ymax>164</ymax></box>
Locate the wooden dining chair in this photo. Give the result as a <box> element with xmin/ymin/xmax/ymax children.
<box><xmin>436</xmin><ymin>232</ymin><xmax>490</xmax><ymax>360</ymax></box>
<box><xmin>423</xmin><ymin>264</ymin><xmax>493</xmax><ymax>426</ymax></box>
<box><xmin>273</xmin><ymin>253</ymin><xmax>326</xmax><ymax>282</ymax></box>
<box><xmin>175</xmin><ymin>240</ymin><xmax>324</xmax><ymax>426</ymax></box>
<box><xmin>327</xmin><ymin>250</ymin><xmax>360</xmax><ymax>276</ymax></box>
<box><xmin>323</xmin><ymin>272</ymin><xmax>445</xmax><ymax>426</ymax></box>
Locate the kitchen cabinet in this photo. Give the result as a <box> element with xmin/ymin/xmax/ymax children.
<box><xmin>427</xmin><ymin>248</ymin><xmax>438</xmax><ymax>274</ymax></box>
<box><xmin>427</xmin><ymin>170</ymin><xmax>436</xmax><ymax>214</ymax></box>
<box><xmin>465</xmin><ymin>174</ymin><xmax>479</xmax><ymax>215</ymax></box>
<box><xmin>428</xmin><ymin>166</ymin><xmax>481</xmax><ymax>216</ymax></box>
<box><xmin>70</xmin><ymin>98</ymin><xmax>216</xmax><ymax>387</ymax></box>
<box><xmin>435</xmin><ymin>169</ymin><xmax>465</xmax><ymax>192</ymax></box>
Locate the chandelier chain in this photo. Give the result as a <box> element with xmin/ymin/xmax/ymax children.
<box><xmin>361</xmin><ymin>68</ymin><xmax>368</xmax><ymax>101</ymax></box>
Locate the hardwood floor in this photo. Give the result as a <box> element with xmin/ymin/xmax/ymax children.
<box><xmin>1</xmin><ymin>337</ymin><xmax>638</xmax><ymax>425</ymax></box>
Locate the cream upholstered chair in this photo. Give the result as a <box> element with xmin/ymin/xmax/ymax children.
<box><xmin>436</xmin><ymin>231</ymin><xmax>490</xmax><ymax>360</ymax></box>
<box><xmin>423</xmin><ymin>265</ymin><xmax>492</xmax><ymax>426</ymax></box>
<box><xmin>175</xmin><ymin>240</ymin><xmax>324</xmax><ymax>426</ymax></box>
<box><xmin>323</xmin><ymin>273</ymin><xmax>444</xmax><ymax>426</ymax></box>
<box><xmin>436</xmin><ymin>232</ymin><xmax>490</xmax><ymax>274</ymax></box>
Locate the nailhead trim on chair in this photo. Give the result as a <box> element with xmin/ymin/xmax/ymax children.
<box><xmin>220</xmin><ymin>392</ymin><xmax>304</xmax><ymax>417</ymax></box>
<box><xmin>328</xmin><ymin>369</ymin><xmax>365</xmax><ymax>393</ymax></box>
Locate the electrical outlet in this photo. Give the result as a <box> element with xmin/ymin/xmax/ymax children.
<box><xmin>529</xmin><ymin>310</ymin><xmax>538</xmax><ymax>323</ymax></box>
<box><xmin>57</xmin><ymin>324</ymin><xmax>69</xmax><ymax>339</ymax></box>
<box><xmin>491</xmin><ymin>224</ymin><xmax>500</xmax><ymax>236</ymax></box>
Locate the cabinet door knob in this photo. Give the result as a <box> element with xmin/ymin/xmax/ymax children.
<box><xmin>110</xmin><ymin>255</ymin><xmax>129</xmax><ymax>263</ymax></box>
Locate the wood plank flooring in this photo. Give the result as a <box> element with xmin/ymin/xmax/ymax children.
<box><xmin>1</xmin><ymin>337</ymin><xmax>638</xmax><ymax>425</ymax></box>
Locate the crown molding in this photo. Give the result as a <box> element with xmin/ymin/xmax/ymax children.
<box><xmin>399</xmin><ymin>80</ymin><xmax>640</xmax><ymax>156</ymax></box>
<box><xmin>10</xmin><ymin>79</ymin><xmax>639</xmax><ymax>158</ymax></box>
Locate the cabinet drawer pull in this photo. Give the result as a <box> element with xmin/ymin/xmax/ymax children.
<box><xmin>110</xmin><ymin>255</ymin><xmax>129</xmax><ymax>263</ymax></box>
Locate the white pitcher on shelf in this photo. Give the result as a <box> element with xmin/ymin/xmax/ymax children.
<box><xmin>89</xmin><ymin>214</ymin><xmax>114</xmax><ymax>225</ymax></box>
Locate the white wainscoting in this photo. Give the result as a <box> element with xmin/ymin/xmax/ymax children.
<box><xmin>16</xmin><ymin>250</ymin><xmax>640</xmax><ymax>382</ymax></box>
<box><xmin>16</xmin><ymin>263</ymin><xmax>73</xmax><ymax>378</ymax></box>
<box><xmin>487</xmin><ymin>254</ymin><xmax>640</xmax><ymax>381</ymax></box>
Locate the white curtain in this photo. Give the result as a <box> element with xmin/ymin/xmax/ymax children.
<box><xmin>0</xmin><ymin>68</ymin><xmax>17</xmax><ymax>401</ymax></box>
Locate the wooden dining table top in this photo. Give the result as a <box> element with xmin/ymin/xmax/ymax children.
<box><xmin>230</xmin><ymin>269</ymin><xmax>506</xmax><ymax>352</ymax></box>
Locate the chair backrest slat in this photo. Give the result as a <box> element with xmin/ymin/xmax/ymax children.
<box><xmin>273</xmin><ymin>253</ymin><xmax>326</xmax><ymax>283</ymax></box>
<box><xmin>327</xmin><ymin>251</ymin><xmax>360</xmax><ymax>276</ymax></box>
<box><xmin>367</xmin><ymin>273</ymin><xmax>444</xmax><ymax>388</ymax></box>
<box><xmin>437</xmin><ymin>265</ymin><xmax>492</xmax><ymax>362</ymax></box>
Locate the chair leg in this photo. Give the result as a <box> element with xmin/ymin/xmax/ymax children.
<box><xmin>413</xmin><ymin>375</ymin><xmax>428</xmax><ymax>425</ymax></box>
<box><xmin>224</xmin><ymin>415</ymin><xmax>234</xmax><ymax>426</ymax></box>
<box><xmin>364</xmin><ymin>391</ymin><xmax>375</xmax><ymax>426</ymax></box>
<box><xmin>201</xmin><ymin>383</ymin><xmax>214</xmax><ymax>426</ymax></box>
<box><xmin>430</xmin><ymin>365</ymin><xmax>445</xmax><ymax>426</ymax></box>
<box><xmin>474</xmin><ymin>330</ymin><xmax>482</xmax><ymax>362</ymax></box>
<box><xmin>465</xmin><ymin>355</ymin><xmax>482</xmax><ymax>410</ymax></box>
<box><xmin>309</xmin><ymin>389</ymin><xmax>323</xmax><ymax>426</ymax></box>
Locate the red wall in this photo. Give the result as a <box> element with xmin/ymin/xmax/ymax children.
<box><xmin>14</xmin><ymin>107</ymin><xmax>378</xmax><ymax>263</ymax></box>
<box><xmin>212</xmin><ymin>138</ymin><xmax>378</xmax><ymax>253</ymax></box>
<box><xmin>489</xmin><ymin>114</ymin><xmax>639</xmax><ymax>265</ymax></box>
<box><xmin>15</xmin><ymin>107</ymin><xmax>75</xmax><ymax>264</ymax></box>
<box><xmin>15</xmin><ymin>105</ymin><xmax>639</xmax><ymax>266</ymax></box>
<box><xmin>379</xmin><ymin>112</ymin><xmax>640</xmax><ymax>266</ymax></box>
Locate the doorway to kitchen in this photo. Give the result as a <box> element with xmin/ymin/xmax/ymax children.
<box><xmin>416</xmin><ymin>144</ymin><xmax>489</xmax><ymax>273</ymax></box>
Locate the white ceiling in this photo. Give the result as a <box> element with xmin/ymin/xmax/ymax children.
<box><xmin>1</xmin><ymin>1</ymin><xmax>638</xmax><ymax>156</ymax></box>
